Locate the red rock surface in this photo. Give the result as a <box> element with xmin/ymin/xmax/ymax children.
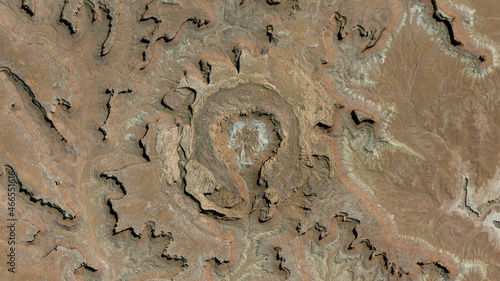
<box><xmin>1</xmin><ymin>0</ymin><xmax>499</xmax><ymax>280</ymax></box>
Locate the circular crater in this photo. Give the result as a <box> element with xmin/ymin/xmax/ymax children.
<box><xmin>190</xmin><ymin>83</ymin><xmax>301</xmax><ymax>216</ymax></box>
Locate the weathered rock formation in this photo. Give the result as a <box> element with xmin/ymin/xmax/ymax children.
<box><xmin>1</xmin><ymin>0</ymin><xmax>500</xmax><ymax>280</ymax></box>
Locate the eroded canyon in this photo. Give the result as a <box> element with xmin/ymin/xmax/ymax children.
<box><xmin>1</xmin><ymin>0</ymin><xmax>500</xmax><ymax>280</ymax></box>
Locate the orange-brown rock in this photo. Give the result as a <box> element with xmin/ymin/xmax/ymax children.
<box><xmin>1</xmin><ymin>0</ymin><xmax>499</xmax><ymax>280</ymax></box>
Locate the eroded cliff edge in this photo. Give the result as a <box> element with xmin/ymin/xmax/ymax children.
<box><xmin>0</xmin><ymin>0</ymin><xmax>499</xmax><ymax>280</ymax></box>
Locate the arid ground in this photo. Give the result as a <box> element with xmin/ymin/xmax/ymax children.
<box><xmin>1</xmin><ymin>0</ymin><xmax>500</xmax><ymax>280</ymax></box>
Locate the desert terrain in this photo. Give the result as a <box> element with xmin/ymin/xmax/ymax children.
<box><xmin>0</xmin><ymin>0</ymin><xmax>499</xmax><ymax>280</ymax></box>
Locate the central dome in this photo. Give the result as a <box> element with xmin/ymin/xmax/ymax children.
<box><xmin>227</xmin><ymin>118</ymin><xmax>276</xmax><ymax>169</ymax></box>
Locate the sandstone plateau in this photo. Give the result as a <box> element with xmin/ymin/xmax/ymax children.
<box><xmin>0</xmin><ymin>0</ymin><xmax>499</xmax><ymax>280</ymax></box>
